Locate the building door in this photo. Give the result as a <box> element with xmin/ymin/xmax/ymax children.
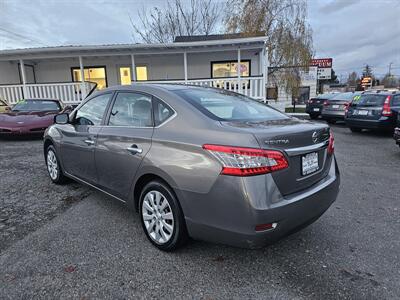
<box><xmin>72</xmin><ymin>66</ymin><xmax>107</xmax><ymax>89</ymax></box>
<box><xmin>18</xmin><ymin>64</ymin><xmax>36</xmax><ymax>84</ymax></box>
<box><xmin>294</xmin><ymin>87</ymin><xmax>310</xmax><ymax>105</ymax></box>
<box><xmin>119</xmin><ymin>66</ymin><xmax>148</xmax><ymax>85</ymax></box>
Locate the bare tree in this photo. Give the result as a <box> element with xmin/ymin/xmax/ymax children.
<box><xmin>381</xmin><ymin>73</ymin><xmax>399</xmax><ymax>88</ymax></box>
<box><xmin>347</xmin><ymin>71</ymin><xmax>359</xmax><ymax>87</ymax></box>
<box><xmin>132</xmin><ymin>0</ymin><xmax>220</xmax><ymax>43</ymax></box>
<box><xmin>224</xmin><ymin>0</ymin><xmax>314</xmax><ymax>97</ymax></box>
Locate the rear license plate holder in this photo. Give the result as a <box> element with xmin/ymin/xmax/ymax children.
<box><xmin>313</xmin><ymin>108</ymin><xmax>320</xmax><ymax>112</ymax></box>
<box><xmin>332</xmin><ymin>105</ymin><xmax>339</xmax><ymax>109</ymax></box>
<box><xmin>357</xmin><ymin>110</ymin><xmax>369</xmax><ymax>115</ymax></box>
<box><xmin>302</xmin><ymin>152</ymin><xmax>319</xmax><ymax>176</ymax></box>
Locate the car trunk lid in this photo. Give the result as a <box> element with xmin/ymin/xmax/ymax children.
<box><xmin>220</xmin><ymin>118</ymin><xmax>333</xmax><ymax>196</ymax></box>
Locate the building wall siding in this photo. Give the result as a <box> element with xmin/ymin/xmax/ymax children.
<box><xmin>0</xmin><ymin>61</ymin><xmax>20</xmax><ymax>84</ymax></box>
<box><xmin>7</xmin><ymin>50</ymin><xmax>261</xmax><ymax>86</ymax></box>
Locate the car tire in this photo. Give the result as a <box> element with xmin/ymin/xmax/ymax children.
<box><xmin>310</xmin><ymin>114</ymin><xmax>318</xmax><ymax>120</ymax></box>
<box><xmin>45</xmin><ymin>145</ymin><xmax>68</xmax><ymax>184</ymax></box>
<box><xmin>139</xmin><ymin>180</ymin><xmax>188</xmax><ymax>251</ymax></box>
<box><xmin>350</xmin><ymin>127</ymin><xmax>362</xmax><ymax>133</ymax></box>
<box><xmin>327</xmin><ymin>119</ymin><xmax>336</xmax><ymax>124</ymax></box>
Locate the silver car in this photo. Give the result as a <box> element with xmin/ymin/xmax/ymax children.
<box><xmin>44</xmin><ymin>84</ymin><xmax>340</xmax><ymax>251</ymax></box>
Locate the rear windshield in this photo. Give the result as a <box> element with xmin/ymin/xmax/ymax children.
<box><xmin>315</xmin><ymin>93</ymin><xmax>338</xmax><ymax>100</ymax></box>
<box><xmin>12</xmin><ymin>100</ymin><xmax>61</xmax><ymax>112</ymax></box>
<box><xmin>173</xmin><ymin>88</ymin><xmax>288</xmax><ymax>121</ymax></box>
<box><xmin>353</xmin><ymin>94</ymin><xmax>387</xmax><ymax>106</ymax></box>
<box><xmin>331</xmin><ymin>93</ymin><xmax>358</xmax><ymax>101</ymax></box>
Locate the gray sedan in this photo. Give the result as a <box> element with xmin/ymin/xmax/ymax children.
<box><xmin>44</xmin><ymin>84</ymin><xmax>340</xmax><ymax>251</ymax></box>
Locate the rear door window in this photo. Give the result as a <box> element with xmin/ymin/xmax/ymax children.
<box><xmin>108</xmin><ymin>92</ymin><xmax>153</xmax><ymax>127</ymax></box>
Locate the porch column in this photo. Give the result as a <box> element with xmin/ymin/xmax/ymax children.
<box><xmin>183</xmin><ymin>52</ymin><xmax>188</xmax><ymax>84</ymax></box>
<box><xmin>131</xmin><ymin>54</ymin><xmax>136</xmax><ymax>82</ymax></box>
<box><xmin>262</xmin><ymin>43</ymin><xmax>268</xmax><ymax>101</ymax></box>
<box><xmin>237</xmin><ymin>48</ymin><xmax>241</xmax><ymax>93</ymax></box>
<box><xmin>19</xmin><ymin>59</ymin><xmax>28</xmax><ymax>98</ymax></box>
<box><xmin>78</xmin><ymin>56</ymin><xmax>87</xmax><ymax>98</ymax></box>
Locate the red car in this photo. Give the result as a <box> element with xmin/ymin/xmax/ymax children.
<box><xmin>0</xmin><ymin>99</ymin><xmax>64</xmax><ymax>136</ymax></box>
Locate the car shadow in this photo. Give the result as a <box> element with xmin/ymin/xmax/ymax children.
<box><xmin>0</xmin><ymin>135</ymin><xmax>43</xmax><ymax>141</ymax></box>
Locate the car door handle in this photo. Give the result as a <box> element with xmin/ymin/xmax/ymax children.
<box><xmin>84</xmin><ymin>139</ymin><xmax>95</xmax><ymax>146</ymax></box>
<box><xmin>127</xmin><ymin>145</ymin><xmax>143</xmax><ymax>154</ymax></box>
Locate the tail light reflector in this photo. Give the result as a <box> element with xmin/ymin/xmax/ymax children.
<box><xmin>328</xmin><ymin>132</ymin><xmax>334</xmax><ymax>155</ymax></box>
<box><xmin>203</xmin><ymin>144</ymin><xmax>289</xmax><ymax>176</ymax></box>
<box><xmin>255</xmin><ymin>223</ymin><xmax>277</xmax><ymax>232</ymax></box>
<box><xmin>382</xmin><ymin>95</ymin><xmax>392</xmax><ymax>116</ymax></box>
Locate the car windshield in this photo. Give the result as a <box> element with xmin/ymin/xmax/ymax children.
<box><xmin>331</xmin><ymin>93</ymin><xmax>358</xmax><ymax>101</ymax></box>
<box><xmin>12</xmin><ymin>100</ymin><xmax>61</xmax><ymax>112</ymax></box>
<box><xmin>174</xmin><ymin>88</ymin><xmax>288</xmax><ymax>121</ymax></box>
<box><xmin>353</xmin><ymin>94</ymin><xmax>387</xmax><ymax>106</ymax></box>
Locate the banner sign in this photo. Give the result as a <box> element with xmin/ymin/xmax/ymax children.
<box><xmin>311</xmin><ymin>58</ymin><xmax>333</xmax><ymax>80</ymax></box>
<box><xmin>310</xmin><ymin>58</ymin><xmax>333</xmax><ymax>68</ymax></box>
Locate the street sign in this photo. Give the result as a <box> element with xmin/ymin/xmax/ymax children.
<box><xmin>361</xmin><ymin>77</ymin><xmax>372</xmax><ymax>88</ymax></box>
<box><xmin>317</xmin><ymin>68</ymin><xmax>331</xmax><ymax>80</ymax></box>
<box><xmin>311</xmin><ymin>58</ymin><xmax>332</xmax><ymax>80</ymax></box>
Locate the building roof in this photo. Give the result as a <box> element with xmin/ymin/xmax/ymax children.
<box><xmin>0</xmin><ymin>36</ymin><xmax>267</xmax><ymax>61</ymax></box>
<box><xmin>174</xmin><ymin>33</ymin><xmax>245</xmax><ymax>42</ymax></box>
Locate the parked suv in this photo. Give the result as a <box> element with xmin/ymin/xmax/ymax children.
<box><xmin>306</xmin><ymin>93</ymin><xmax>338</xmax><ymax>119</ymax></box>
<box><xmin>321</xmin><ymin>92</ymin><xmax>361</xmax><ymax>124</ymax></box>
<box><xmin>345</xmin><ymin>91</ymin><xmax>400</xmax><ymax>132</ymax></box>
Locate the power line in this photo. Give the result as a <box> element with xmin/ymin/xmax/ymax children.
<box><xmin>0</xmin><ymin>28</ymin><xmax>49</xmax><ymax>47</ymax></box>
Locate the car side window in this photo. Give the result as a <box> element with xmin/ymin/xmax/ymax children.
<box><xmin>154</xmin><ymin>98</ymin><xmax>174</xmax><ymax>126</ymax></box>
<box><xmin>393</xmin><ymin>95</ymin><xmax>400</xmax><ymax>106</ymax></box>
<box><xmin>108</xmin><ymin>92</ymin><xmax>153</xmax><ymax>127</ymax></box>
<box><xmin>75</xmin><ymin>93</ymin><xmax>111</xmax><ymax>126</ymax></box>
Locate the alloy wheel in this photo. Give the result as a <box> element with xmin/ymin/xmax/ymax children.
<box><xmin>47</xmin><ymin>150</ymin><xmax>58</xmax><ymax>180</ymax></box>
<box><xmin>141</xmin><ymin>190</ymin><xmax>174</xmax><ymax>244</ymax></box>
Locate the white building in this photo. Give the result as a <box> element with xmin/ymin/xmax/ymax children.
<box><xmin>0</xmin><ymin>35</ymin><xmax>268</xmax><ymax>106</ymax></box>
<box><xmin>267</xmin><ymin>66</ymin><xmax>318</xmax><ymax>109</ymax></box>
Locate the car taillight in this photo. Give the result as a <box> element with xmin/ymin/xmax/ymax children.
<box><xmin>323</xmin><ymin>100</ymin><xmax>330</xmax><ymax>106</ymax></box>
<box><xmin>327</xmin><ymin>132</ymin><xmax>334</xmax><ymax>155</ymax></box>
<box><xmin>382</xmin><ymin>95</ymin><xmax>392</xmax><ymax>116</ymax></box>
<box><xmin>344</xmin><ymin>102</ymin><xmax>350</xmax><ymax>115</ymax></box>
<box><xmin>203</xmin><ymin>144</ymin><xmax>289</xmax><ymax>176</ymax></box>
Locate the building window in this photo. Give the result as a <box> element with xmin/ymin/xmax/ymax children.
<box><xmin>267</xmin><ymin>87</ymin><xmax>278</xmax><ymax>100</ymax></box>
<box><xmin>292</xmin><ymin>87</ymin><xmax>310</xmax><ymax>105</ymax></box>
<box><xmin>136</xmin><ymin>66</ymin><xmax>148</xmax><ymax>81</ymax></box>
<box><xmin>119</xmin><ymin>66</ymin><xmax>148</xmax><ymax>85</ymax></box>
<box><xmin>72</xmin><ymin>67</ymin><xmax>107</xmax><ymax>89</ymax></box>
<box><xmin>211</xmin><ymin>60</ymin><xmax>250</xmax><ymax>78</ymax></box>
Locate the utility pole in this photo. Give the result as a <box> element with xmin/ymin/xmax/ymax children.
<box><xmin>388</xmin><ymin>62</ymin><xmax>393</xmax><ymax>76</ymax></box>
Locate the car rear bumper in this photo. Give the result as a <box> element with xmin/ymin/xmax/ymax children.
<box><xmin>345</xmin><ymin>118</ymin><xmax>393</xmax><ymax>130</ymax></box>
<box><xmin>306</xmin><ymin>105</ymin><xmax>323</xmax><ymax>115</ymax></box>
<box><xmin>179</xmin><ymin>156</ymin><xmax>340</xmax><ymax>249</ymax></box>
<box><xmin>321</xmin><ymin>110</ymin><xmax>345</xmax><ymax>119</ymax></box>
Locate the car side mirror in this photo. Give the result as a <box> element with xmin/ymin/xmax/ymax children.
<box><xmin>54</xmin><ymin>113</ymin><xmax>69</xmax><ymax>124</ymax></box>
<box><xmin>5</xmin><ymin>107</ymin><xmax>11</xmax><ymax>112</ymax></box>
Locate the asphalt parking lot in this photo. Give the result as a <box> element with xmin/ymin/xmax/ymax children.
<box><xmin>0</xmin><ymin>124</ymin><xmax>399</xmax><ymax>299</ymax></box>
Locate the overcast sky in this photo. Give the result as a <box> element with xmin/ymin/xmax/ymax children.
<box><xmin>0</xmin><ymin>0</ymin><xmax>399</xmax><ymax>80</ymax></box>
